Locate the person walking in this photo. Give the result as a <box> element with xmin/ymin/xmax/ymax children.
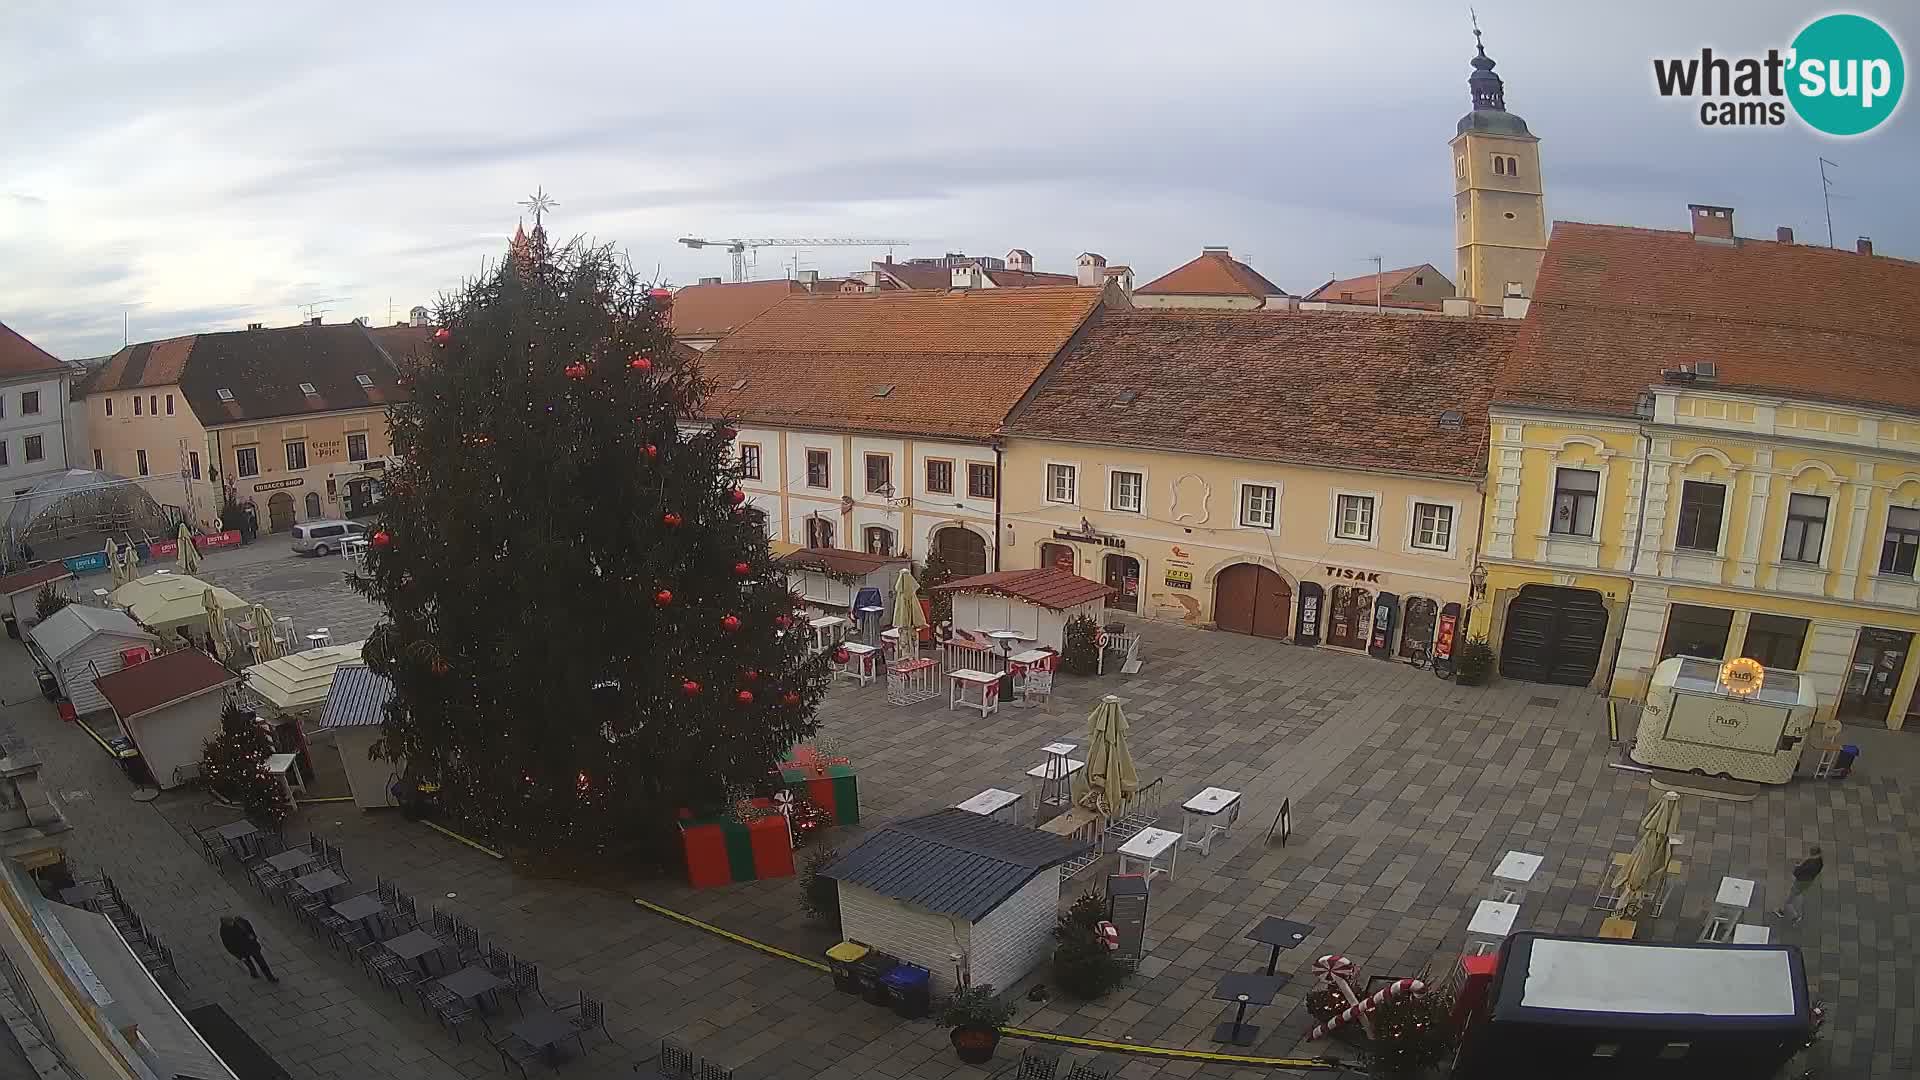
<box><xmin>1772</xmin><ymin>846</ymin><xmax>1824</xmax><ymax>923</ymax></box>
<box><xmin>219</xmin><ymin>915</ymin><xmax>277</xmax><ymax>982</ymax></box>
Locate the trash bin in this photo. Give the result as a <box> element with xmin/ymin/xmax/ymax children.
<box><xmin>825</xmin><ymin>941</ymin><xmax>869</xmax><ymax>994</ymax></box>
<box><xmin>881</xmin><ymin>963</ymin><xmax>931</xmax><ymax>1020</ymax></box>
<box><xmin>37</xmin><ymin>670</ymin><xmax>59</xmax><ymax>700</ymax></box>
<box><xmin>3</xmin><ymin>613</ymin><xmax>17</xmax><ymax>640</ymax></box>
<box><xmin>1834</xmin><ymin>744</ymin><xmax>1858</xmax><ymax>779</ymax></box>
<box><xmin>852</xmin><ymin>950</ymin><xmax>897</xmax><ymax>1006</ymax></box>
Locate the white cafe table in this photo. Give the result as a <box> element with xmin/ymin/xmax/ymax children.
<box><xmin>947</xmin><ymin>668</ymin><xmax>1001</xmax><ymax>717</ymax></box>
<box><xmin>808</xmin><ymin>616</ymin><xmax>848</xmax><ymax>655</ymax></box>
<box><xmin>1181</xmin><ymin>787</ymin><xmax>1243</xmax><ymax>855</ymax></box>
<box><xmin>1118</xmin><ymin>827</ymin><xmax>1181</xmax><ymax>880</ymax></box>
<box><xmin>1702</xmin><ymin>876</ymin><xmax>1756</xmax><ymax>942</ymax></box>
<box><xmin>264</xmin><ymin>752</ymin><xmax>304</xmax><ymax>806</ymax></box>
<box><xmin>1032</xmin><ymin>743</ymin><xmax>1079</xmax><ymax>808</ymax></box>
<box><xmin>955</xmin><ymin>787</ymin><xmax>1023</xmax><ymax>825</ymax></box>
<box><xmin>837</xmin><ymin>642</ymin><xmax>880</xmax><ymax>687</ymax></box>
<box><xmin>1465</xmin><ymin>899</ymin><xmax>1520</xmax><ymax>955</ymax></box>
<box><xmin>1491</xmin><ymin>851</ymin><xmax>1545</xmax><ymax>902</ymax></box>
<box><xmin>1730</xmin><ymin>923</ymin><xmax>1771</xmax><ymax>944</ymax></box>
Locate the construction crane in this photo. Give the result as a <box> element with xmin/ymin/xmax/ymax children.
<box><xmin>677</xmin><ymin>237</ymin><xmax>909</xmax><ymax>283</ymax></box>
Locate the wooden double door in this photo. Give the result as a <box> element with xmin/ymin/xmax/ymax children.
<box><xmin>1214</xmin><ymin>563</ymin><xmax>1292</xmax><ymax>640</ymax></box>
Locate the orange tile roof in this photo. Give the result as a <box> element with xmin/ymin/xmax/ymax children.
<box><xmin>669</xmin><ymin>280</ymin><xmax>801</xmax><ymax>339</ymax></box>
<box><xmin>697</xmin><ymin>286</ymin><xmax>1108</xmax><ymax>441</ymax></box>
<box><xmin>1500</xmin><ymin>222</ymin><xmax>1920</xmax><ymax>419</ymax></box>
<box><xmin>933</xmin><ymin>567</ymin><xmax>1114</xmax><ymax>610</ymax></box>
<box><xmin>1005</xmin><ymin>310</ymin><xmax>1518</xmax><ymax>480</ymax></box>
<box><xmin>0</xmin><ymin>319</ymin><xmax>67</xmax><ymax>377</ymax></box>
<box><xmin>85</xmin><ymin>335</ymin><xmax>197</xmax><ymax>393</ymax></box>
<box><xmin>1304</xmin><ymin>265</ymin><xmax>1431</xmax><ymax>303</ymax></box>
<box><xmin>1136</xmin><ymin>249</ymin><xmax>1287</xmax><ymax>299</ymax></box>
<box><xmin>985</xmin><ymin>269</ymin><xmax>1079</xmax><ymax>288</ymax></box>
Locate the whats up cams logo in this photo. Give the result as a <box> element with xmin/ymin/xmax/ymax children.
<box><xmin>1654</xmin><ymin>13</ymin><xmax>1905</xmax><ymax>135</ymax></box>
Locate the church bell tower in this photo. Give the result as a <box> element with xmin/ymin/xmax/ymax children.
<box><xmin>1450</xmin><ymin>26</ymin><xmax>1547</xmax><ymax>310</ymax></box>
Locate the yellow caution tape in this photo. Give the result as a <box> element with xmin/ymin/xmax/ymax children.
<box><xmin>420</xmin><ymin>820</ymin><xmax>504</xmax><ymax>860</ymax></box>
<box><xmin>1608</xmin><ymin>699</ymin><xmax>1619</xmax><ymax>742</ymax></box>
<box><xmin>298</xmin><ymin>795</ymin><xmax>356</xmax><ymax>804</ymax></box>
<box><xmin>632</xmin><ymin>898</ymin><xmax>831</xmax><ymax>970</ymax></box>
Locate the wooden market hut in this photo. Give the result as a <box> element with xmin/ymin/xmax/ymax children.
<box><xmin>310</xmin><ymin>665</ymin><xmax>402</xmax><ymax>809</ymax></box>
<box><xmin>825</xmin><ymin>808</ymin><xmax>1089</xmax><ymax>995</ymax></box>
<box><xmin>94</xmin><ymin>649</ymin><xmax>235</xmax><ymax>790</ymax></box>
<box><xmin>0</xmin><ymin>563</ymin><xmax>75</xmax><ymax>629</ymax></box>
<box><xmin>25</xmin><ymin>605</ymin><xmax>159</xmax><ymax>715</ymax></box>
<box><xmin>780</xmin><ymin>547</ymin><xmax>911</xmax><ymax>617</ymax></box>
<box><xmin>243</xmin><ymin>641</ymin><xmax>365</xmax><ymax>783</ymax></box>
<box><xmin>932</xmin><ymin>567</ymin><xmax>1113</xmax><ymax>652</ymax></box>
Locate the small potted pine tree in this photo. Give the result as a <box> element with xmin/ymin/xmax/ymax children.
<box><xmin>942</xmin><ymin>983</ymin><xmax>1013</xmax><ymax>1064</ymax></box>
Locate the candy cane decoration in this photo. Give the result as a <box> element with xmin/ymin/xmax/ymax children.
<box><xmin>1308</xmin><ymin>978</ymin><xmax>1428</xmax><ymax>1041</ymax></box>
<box><xmin>1312</xmin><ymin>955</ymin><xmax>1373</xmax><ymax>1038</ymax></box>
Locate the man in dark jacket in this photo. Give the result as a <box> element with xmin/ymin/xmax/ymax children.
<box><xmin>219</xmin><ymin>915</ymin><xmax>277</xmax><ymax>981</ymax></box>
<box><xmin>1772</xmin><ymin>846</ymin><xmax>1824</xmax><ymax>923</ymax></box>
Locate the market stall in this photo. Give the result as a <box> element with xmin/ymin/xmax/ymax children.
<box><xmin>932</xmin><ymin>567</ymin><xmax>1113</xmax><ymax>654</ymax></box>
<box><xmin>25</xmin><ymin>606</ymin><xmax>158</xmax><ymax>715</ymax></box>
<box><xmin>93</xmin><ymin>649</ymin><xmax>236</xmax><ymax>790</ymax></box>
<box><xmin>1631</xmin><ymin>657</ymin><xmax>1819</xmax><ymax>784</ymax></box>
<box><xmin>107</xmin><ymin>574</ymin><xmax>251</xmax><ymax>641</ymax></box>
<box><xmin>244</xmin><ymin>642</ymin><xmax>366</xmax><ymax>783</ymax></box>
<box><xmin>780</xmin><ymin>547</ymin><xmax>910</xmax><ymax>630</ymax></box>
<box><xmin>311</xmin><ymin>665</ymin><xmax>402</xmax><ymax>809</ymax></box>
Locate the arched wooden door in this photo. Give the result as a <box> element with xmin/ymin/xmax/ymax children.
<box><xmin>1213</xmin><ymin>563</ymin><xmax>1292</xmax><ymax>640</ymax></box>
<box><xmin>1500</xmin><ymin>585</ymin><xmax>1607</xmax><ymax>685</ymax></box>
<box><xmin>267</xmin><ymin>491</ymin><xmax>296</xmax><ymax>533</ymax></box>
<box><xmin>934</xmin><ymin>527</ymin><xmax>988</xmax><ymax>577</ymax></box>
<box><xmin>304</xmin><ymin>491</ymin><xmax>323</xmax><ymax>519</ymax></box>
<box><xmin>1326</xmin><ymin>586</ymin><xmax>1373</xmax><ymax>649</ymax></box>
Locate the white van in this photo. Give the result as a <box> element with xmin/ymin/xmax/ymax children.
<box><xmin>291</xmin><ymin>519</ymin><xmax>367</xmax><ymax>557</ymax></box>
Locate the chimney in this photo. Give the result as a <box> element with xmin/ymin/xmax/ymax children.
<box><xmin>951</xmin><ymin>266</ymin><xmax>983</xmax><ymax>288</ymax></box>
<box><xmin>1858</xmin><ymin>237</ymin><xmax>1874</xmax><ymax>256</ymax></box>
<box><xmin>247</xmin><ymin>322</ymin><xmax>265</xmax><ymax>331</ymax></box>
<box><xmin>1777</xmin><ymin>226</ymin><xmax>1794</xmax><ymax>244</ymax></box>
<box><xmin>698</xmin><ymin>276</ymin><xmax>722</xmax><ymax>285</ymax></box>
<box><xmin>796</xmin><ymin>270</ymin><xmax>819</xmax><ymax>288</ymax></box>
<box><xmin>1005</xmin><ymin>249</ymin><xmax>1033</xmax><ymax>273</ymax></box>
<box><xmin>1688</xmin><ymin>203</ymin><xmax>1736</xmax><ymax>244</ymax></box>
<box><xmin>1075</xmin><ymin>252</ymin><xmax>1107</xmax><ymax>287</ymax></box>
<box><xmin>1442</xmin><ymin>297</ymin><xmax>1472</xmax><ymax>318</ymax></box>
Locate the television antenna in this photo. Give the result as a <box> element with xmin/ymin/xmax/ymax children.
<box><xmin>1819</xmin><ymin>157</ymin><xmax>1839</xmax><ymax>248</ymax></box>
<box><xmin>301</xmin><ymin>297</ymin><xmax>349</xmax><ymax>322</ymax></box>
<box><xmin>677</xmin><ymin>237</ymin><xmax>909</xmax><ymax>282</ymax></box>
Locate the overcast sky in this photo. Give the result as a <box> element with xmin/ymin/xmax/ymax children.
<box><xmin>3</xmin><ymin>1</ymin><xmax>1914</xmax><ymax>359</ymax></box>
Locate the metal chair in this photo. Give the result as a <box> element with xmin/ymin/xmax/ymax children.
<box><xmin>510</xmin><ymin>959</ymin><xmax>546</xmax><ymax>1005</ymax></box>
<box><xmin>1065</xmin><ymin>1061</ymin><xmax>1115</xmax><ymax>1080</ymax></box>
<box><xmin>560</xmin><ymin>990</ymin><xmax>617</xmax><ymax>1052</ymax></box>
<box><xmin>491</xmin><ymin>1033</ymin><xmax>546</xmax><ymax>1079</ymax></box>
<box><xmin>325</xmin><ymin>844</ymin><xmax>346</xmax><ymax>873</ymax></box>
<box><xmin>378</xmin><ymin>959</ymin><xmax>422</xmax><ymax>1001</ymax></box>
<box><xmin>1016</xmin><ymin>1046</ymin><xmax>1063</xmax><ymax>1079</ymax></box>
<box><xmin>308</xmin><ymin>834</ymin><xmax>325</xmax><ymax>856</ymax></box>
<box><xmin>484</xmin><ymin>943</ymin><xmax>513</xmax><ymax>980</ymax></box>
<box><xmin>657</xmin><ymin>1038</ymin><xmax>696</xmax><ymax>1078</ymax></box>
<box><xmin>415</xmin><ymin>981</ymin><xmax>457</xmax><ymax>1017</ymax></box>
<box><xmin>377</xmin><ymin>878</ymin><xmax>399</xmax><ymax>909</ymax></box>
<box><xmin>432</xmin><ymin>908</ymin><xmax>456</xmax><ymax>939</ymax></box>
<box><xmin>453</xmin><ymin>924</ymin><xmax>481</xmax><ymax>966</ymax></box>
<box><xmin>695</xmin><ymin>1059</ymin><xmax>733</xmax><ymax>1080</ymax></box>
<box><xmin>435</xmin><ymin>998</ymin><xmax>482</xmax><ymax>1043</ymax></box>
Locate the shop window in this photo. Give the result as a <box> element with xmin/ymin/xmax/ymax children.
<box><xmin>1674</xmin><ymin>480</ymin><xmax>1726</xmax><ymax>552</ymax></box>
<box><xmin>1046</xmin><ymin>463</ymin><xmax>1077</xmax><ymax>505</ymax></box>
<box><xmin>738</xmin><ymin>443</ymin><xmax>761</xmax><ymax>480</ymax></box>
<box><xmin>805</xmin><ymin>516</ymin><xmax>834</xmax><ymax>548</ymax></box>
<box><xmin>925</xmin><ymin>458</ymin><xmax>953</xmax><ymax>495</ymax></box>
<box><xmin>1335</xmin><ymin>493</ymin><xmax>1374</xmax><ymax>541</ymax></box>
<box><xmin>864</xmin><ymin>453</ymin><xmax>892</xmax><ymax>495</ymax></box>
<box><xmin>1550</xmin><ymin>468</ymin><xmax>1600</xmax><ymax>537</ymax></box>
<box><xmin>967</xmin><ymin>462</ymin><xmax>996</xmax><ymax>500</ymax></box>
<box><xmin>1240</xmin><ymin>484</ymin><xmax>1277</xmax><ymax>529</ymax></box>
<box><xmin>1104</xmin><ymin>554</ymin><xmax>1140</xmax><ymax>613</ymax></box>
<box><xmin>1411</xmin><ymin>502</ymin><xmax>1453</xmax><ymax>551</ymax></box>
<box><xmin>1781</xmin><ymin>493</ymin><xmax>1828</xmax><ymax>564</ymax></box>
<box><xmin>1880</xmin><ymin>506</ymin><xmax>1920</xmax><ymax>576</ymax></box>
<box><xmin>805</xmin><ymin>449</ymin><xmax>831</xmax><ymax>489</ymax></box>
<box><xmin>864</xmin><ymin>526</ymin><xmax>894</xmax><ymax>556</ymax></box>
<box><xmin>1742</xmin><ymin>614</ymin><xmax>1810</xmax><ymax>670</ymax></box>
<box><xmin>1659</xmin><ymin>604</ymin><xmax>1733</xmax><ymax>661</ymax></box>
<box><xmin>1110</xmin><ymin>470</ymin><xmax>1144</xmax><ymax>513</ymax></box>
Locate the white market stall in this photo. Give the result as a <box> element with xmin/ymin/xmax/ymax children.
<box><xmin>781</xmin><ymin>547</ymin><xmax>910</xmax><ymax>615</ymax></box>
<box><xmin>310</xmin><ymin>665</ymin><xmax>401</xmax><ymax>809</ymax></box>
<box><xmin>933</xmin><ymin>567</ymin><xmax>1113</xmax><ymax>653</ymax></box>
<box><xmin>25</xmin><ymin>605</ymin><xmax>159</xmax><ymax>715</ymax></box>
<box><xmin>824</xmin><ymin>808</ymin><xmax>1091</xmax><ymax>995</ymax></box>
<box><xmin>94</xmin><ymin>649</ymin><xmax>236</xmax><ymax>790</ymax></box>
<box><xmin>108</xmin><ymin>574</ymin><xmax>251</xmax><ymax>642</ymax></box>
<box><xmin>244</xmin><ymin>641</ymin><xmax>366</xmax><ymax>784</ymax></box>
<box><xmin>1631</xmin><ymin>656</ymin><xmax>1820</xmax><ymax>784</ymax></box>
<box><xmin>0</xmin><ymin>563</ymin><xmax>75</xmax><ymax>628</ymax></box>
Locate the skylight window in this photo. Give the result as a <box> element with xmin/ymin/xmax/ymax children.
<box><xmin>299</xmin><ymin>382</ymin><xmax>318</xmax><ymax>395</ymax></box>
<box><xmin>355</xmin><ymin>373</ymin><xmax>374</xmax><ymax>388</ymax></box>
<box><xmin>216</xmin><ymin>388</ymin><xmax>235</xmax><ymax>402</ymax></box>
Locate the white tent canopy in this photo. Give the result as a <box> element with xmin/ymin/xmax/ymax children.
<box><xmin>245</xmin><ymin>642</ymin><xmax>366</xmax><ymax>717</ymax></box>
<box><xmin>108</xmin><ymin>574</ymin><xmax>250</xmax><ymax>637</ymax></box>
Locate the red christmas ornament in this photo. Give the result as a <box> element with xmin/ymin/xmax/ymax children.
<box><xmin>736</xmin><ymin>690</ymin><xmax>754</xmax><ymax>706</ymax></box>
<box><xmin>654</xmin><ymin>589</ymin><xmax>673</xmax><ymax>607</ymax></box>
<box><xmin>644</xmin><ymin>444</ymin><xmax>658</xmax><ymax>460</ymax></box>
<box><xmin>433</xmin><ymin>327</ymin><xmax>451</xmax><ymax>345</ymax></box>
<box><xmin>662</xmin><ymin>512</ymin><xmax>682</xmax><ymax>528</ymax></box>
<box><xmin>648</xmin><ymin>287</ymin><xmax>674</xmax><ymax>307</ymax></box>
<box><xmin>681</xmin><ymin>679</ymin><xmax>701</xmax><ymax>696</ymax></box>
<box><xmin>371</xmin><ymin>530</ymin><xmax>392</xmax><ymax>549</ymax></box>
<box><xmin>733</xmin><ymin>561</ymin><xmax>752</xmax><ymax>577</ymax></box>
<box><xmin>564</xmin><ymin>361</ymin><xmax>589</xmax><ymax>380</ymax></box>
<box><xmin>721</xmin><ymin>614</ymin><xmax>741</xmax><ymax>633</ymax></box>
<box><xmin>728</xmin><ymin>489</ymin><xmax>746</xmax><ymax>505</ymax></box>
<box><xmin>774</xmin><ymin>614</ymin><xmax>792</xmax><ymax>630</ymax></box>
<box><xmin>782</xmin><ymin>691</ymin><xmax>801</xmax><ymax>707</ymax></box>
<box><xmin>628</xmin><ymin>354</ymin><xmax>653</xmax><ymax>372</ymax></box>
<box><xmin>833</xmin><ymin>647</ymin><xmax>851</xmax><ymax>665</ymax></box>
<box><xmin>743</xmin><ymin>669</ymin><xmax>760</xmax><ymax>683</ymax></box>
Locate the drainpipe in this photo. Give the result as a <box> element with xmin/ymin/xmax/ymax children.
<box><xmin>992</xmin><ymin>438</ymin><xmax>1004</xmax><ymax>571</ymax></box>
<box><xmin>1604</xmin><ymin>424</ymin><xmax>1657</xmax><ymax>691</ymax></box>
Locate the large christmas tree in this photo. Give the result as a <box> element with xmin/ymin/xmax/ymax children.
<box><xmin>354</xmin><ymin>225</ymin><xmax>830</xmax><ymax>863</ymax></box>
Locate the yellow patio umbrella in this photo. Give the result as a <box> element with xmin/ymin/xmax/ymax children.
<box><xmin>250</xmin><ymin>604</ymin><xmax>280</xmax><ymax>661</ymax></box>
<box><xmin>176</xmin><ymin>522</ymin><xmax>202</xmax><ymax>574</ymax></box>
<box><xmin>202</xmin><ymin>588</ymin><xmax>227</xmax><ymax>661</ymax></box>
<box><xmin>1612</xmin><ymin>789</ymin><xmax>1682</xmax><ymax>916</ymax></box>
<box><xmin>1074</xmin><ymin>694</ymin><xmax>1139</xmax><ymax>818</ymax></box>
<box><xmin>104</xmin><ymin>538</ymin><xmax>122</xmax><ymax>588</ymax></box>
<box><xmin>890</xmin><ymin>568</ymin><xmax>928</xmax><ymax>659</ymax></box>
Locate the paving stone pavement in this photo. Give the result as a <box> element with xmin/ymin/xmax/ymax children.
<box><xmin>7</xmin><ymin>538</ymin><xmax>1917</xmax><ymax>1078</ymax></box>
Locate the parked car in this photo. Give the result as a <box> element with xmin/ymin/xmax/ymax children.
<box><xmin>291</xmin><ymin>520</ymin><xmax>367</xmax><ymax>557</ymax></box>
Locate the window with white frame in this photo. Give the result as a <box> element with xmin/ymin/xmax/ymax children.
<box><xmin>805</xmin><ymin>449</ymin><xmax>830</xmax><ymax>488</ymax></box>
<box><xmin>1781</xmin><ymin>493</ymin><xmax>1828</xmax><ymax>565</ymax></box>
<box><xmin>347</xmin><ymin>433</ymin><xmax>369</xmax><ymax>462</ymax></box>
<box><xmin>285</xmin><ymin>440</ymin><xmax>308</xmax><ymax>471</ymax></box>
<box><xmin>1239</xmin><ymin>484</ymin><xmax>1277</xmax><ymax>529</ymax></box>
<box><xmin>1882</xmin><ymin>506</ymin><xmax>1920</xmax><ymax>577</ymax></box>
<box><xmin>1109</xmin><ymin>470</ymin><xmax>1144</xmax><ymax>513</ymax></box>
<box><xmin>236</xmin><ymin>446</ymin><xmax>259</xmax><ymax>478</ymax></box>
<box><xmin>1411</xmin><ymin>502</ymin><xmax>1453</xmax><ymax>551</ymax></box>
<box><xmin>1335</xmin><ymin>493</ymin><xmax>1374</xmax><ymax>541</ymax></box>
<box><xmin>1550</xmin><ymin>468</ymin><xmax>1600</xmax><ymax>537</ymax></box>
<box><xmin>1046</xmin><ymin>463</ymin><xmax>1076</xmax><ymax>504</ymax></box>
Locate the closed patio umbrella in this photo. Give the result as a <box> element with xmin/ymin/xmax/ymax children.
<box><xmin>890</xmin><ymin>568</ymin><xmax>927</xmax><ymax>659</ymax></box>
<box><xmin>1074</xmin><ymin>694</ymin><xmax>1139</xmax><ymax>818</ymax></box>
<box><xmin>202</xmin><ymin>588</ymin><xmax>227</xmax><ymax>661</ymax></box>
<box><xmin>120</xmin><ymin>544</ymin><xmax>138</xmax><ymax>586</ymax></box>
<box><xmin>1612</xmin><ymin>789</ymin><xmax>1682</xmax><ymax>916</ymax></box>
<box><xmin>104</xmin><ymin>538</ymin><xmax>122</xmax><ymax>588</ymax></box>
<box><xmin>250</xmin><ymin>604</ymin><xmax>280</xmax><ymax>661</ymax></box>
<box><xmin>176</xmin><ymin>522</ymin><xmax>202</xmax><ymax>574</ymax></box>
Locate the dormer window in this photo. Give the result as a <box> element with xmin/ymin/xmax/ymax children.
<box><xmin>299</xmin><ymin>382</ymin><xmax>318</xmax><ymax>396</ymax></box>
<box><xmin>355</xmin><ymin>373</ymin><xmax>374</xmax><ymax>388</ymax></box>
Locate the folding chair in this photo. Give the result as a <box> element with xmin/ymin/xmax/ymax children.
<box><xmin>560</xmin><ymin>990</ymin><xmax>619</xmax><ymax>1052</ymax></box>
